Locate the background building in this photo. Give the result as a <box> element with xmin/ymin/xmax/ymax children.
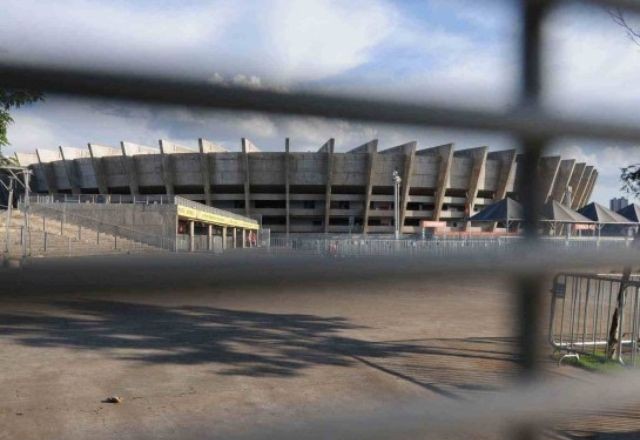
<box><xmin>610</xmin><ymin>197</ymin><xmax>629</xmax><ymax>212</ymax></box>
<box><xmin>14</xmin><ymin>138</ymin><xmax>597</xmax><ymax>235</ymax></box>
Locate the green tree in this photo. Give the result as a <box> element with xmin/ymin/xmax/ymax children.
<box><xmin>0</xmin><ymin>88</ymin><xmax>44</xmax><ymax>164</ymax></box>
<box><xmin>621</xmin><ymin>164</ymin><xmax>640</xmax><ymax>198</ymax></box>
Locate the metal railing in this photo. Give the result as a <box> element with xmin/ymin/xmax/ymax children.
<box><xmin>175</xmin><ymin>234</ymin><xmax>225</xmax><ymax>253</ymax></box>
<box><xmin>550</xmin><ymin>273</ymin><xmax>640</xmax><ymax>366</ymax></box>
<box><xmin>4</xmin><ymin>0</ymin><xmax>640</xmax><ymax>438</ymax></box>
<box><xmin>270</xmin><ymin>235</ymin><xmax>634</xmax><ymax>257</ymax></box>
<box><xmin>1</xmin><ymin>223</ymin><xmax>160</xmax><ymax>258</ymax></box>
<box><xmin>28</xmin><ymin>194</ymin><xmax>259</xmax><ymax>228</ymax></box>
<box><xmin>18</xmin><ymin>202</ymin><xmax>175</xmax><ymax>252</ymax></box>
<box><xmin>29</xmin><ymin>193</ymin><xmax>175</xmax><ymax>205</ymax></box>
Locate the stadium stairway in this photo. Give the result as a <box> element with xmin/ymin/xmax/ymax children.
<box><xmin>0</xmin><ymin>209</ymin><xmax>165</xmax><ymax>258</ymax></box>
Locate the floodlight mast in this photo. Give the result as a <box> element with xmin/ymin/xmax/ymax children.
<box><xmin>392</xmin><ymin>170</ymin><xmax>402</xmax><ymax>240</ymax></box>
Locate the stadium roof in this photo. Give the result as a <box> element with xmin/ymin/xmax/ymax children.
<box><xmin>541</xmin><ymin>200</ymin><xmax>594</xmax><ymax>223</ymax></box>
<box><xmin>579</xmin><ymin>202</ymin><xmax>636</xmax><ymax>224</ymax></box>
<box><xmin>469</xmin><ymin>197</ymin><xmax>523</xmax><ymax>222</ymax></box>
<box><xmin>617</xmin><ymin>204</ymin><xmax>640</xmax><ymax>223</ymax></box>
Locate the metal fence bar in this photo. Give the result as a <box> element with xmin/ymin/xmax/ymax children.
<box><xmin>3</xmin><ymin>0</ymin><xmax>640</xmax><ymax>437</ymax></box>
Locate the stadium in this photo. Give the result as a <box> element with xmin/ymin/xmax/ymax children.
<box><xmin>14</xmin><ymin>138</ymin><xmax>597</xmax><ymax>235</ymax></box>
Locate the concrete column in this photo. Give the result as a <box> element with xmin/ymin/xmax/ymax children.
<box><xmin>350</xmin><ymin>140</ymin><xmax>378</xmax><ymax>235</ymax></box>
<box><xmin>399</xmin><ymin>142</ymin><xmax>417</xmax><ymax>231</ymax></box>
<box><xmin>320</xmin><ymin>138</ymin><xmax>335</xmax><ymax>233</ymax></box>
<box><xmin>488</xmin><ymin>149</ymin><xmax>517</xmax><ymax>202</ymax></box>
<box><xmin>207</xmin><ymin>224</ymin><xmax>213</xmax><ymax>251</ymax></box>
<box><xmin>198</xmin><ymin>139</ymin><xmax>213</xmax><ymax>206</ymax></box>
<box><xmin>487</xmin><ymin>149</ymin><xmax>517</xmax><ymax>231</ymax></box>
<box><xmin>120</xmin><ymin>142</ymin><xmax>141</xmax><ymax>196</ymax></box>
<box><xmin>573</xmin><ymin>165</ymin><xmax>594</xmax><ymax>209</ymax></box>
<box><xmin>189</xmin><ymin>220</ymin><xmax>195</xmax><ymax>252</ymax></box>
<box><xmin>285</xmin><ymin>138</ymin><xmax>291</xmax><ymax>236</ymax></box>
<box><xmin>580</xmin><ymin>170</ymin><xmax>598</xmax><ymax>207</ymax></box>
<box><xmin>419</xmin><ymin>143</ymin><xmax>454</xmax><ymax>222</ymax></box>
<box><xmin>232</xmin><ymin>227</ymin><xmax>237</xmax><ymax>248</ymax></box>
<box><xmin>88</xmin><ymin>143</ymin><xmax>119</xmax><ymax>195</ymax></box>
<box><xmin>539</xmin><ymin>155</ymin><xmax>562</xmax><ymax>203</ymax></box>
<box><xmin>36</xmin><ymin>149</ymin><xmax>60</xmax><ymax>195</ymax></box>
<box><xmin>222</xmin><ymin>226</ymin><xmax>227</xmax><ymax>250</ymax></box>
<box><xmin>59</xmin><ymin>146</ymin><xmax>83</xmax><ymax>195</ymax></box>
<box><xmin>550</xmin><ymin>159</ymin><xmax>576</xmax><ymax>203</ymax></box>
<box><xmin>158</xmin><ymin>140</ymin><xmax>177</xmax><ymax>197</ymax></box>
<box><xmin>455</xmin><ymin>146</ymin><xmax>488</xmax><ymax>230</ymax></box>
<box><xmin>241</xmin><ymin>229</ymin><xmax>246</xmax><ymax>249</ymax></box>
<box><xmin>241</xmin><ymin>138</ymin><xmax>259</xmax><ymax>216</ymax></box>
<box><xmin>568</xmin><ymin>163</ymin><xmax>586</xmax><ymax>209</ymax></box>
<box><xmin>586</xmin><ymin>171</ymin><xmax>598</xmax><ymax>205</ymax></box>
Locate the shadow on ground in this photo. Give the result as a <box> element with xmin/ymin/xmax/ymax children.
<box><xmin>556</xmin><ymin>407</ymin><xmax>640</xmax><ymax>439</ymax></box>
<box><xmin>0</xmin><ymin>300</ymin><xmax>518</xmax><ymax>388</ymax></box>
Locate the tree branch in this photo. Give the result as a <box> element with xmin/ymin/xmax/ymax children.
<box><xmin>609</xmin><ymin>7</ymin><xmax>640</xmax><ymax>47</ymax></box>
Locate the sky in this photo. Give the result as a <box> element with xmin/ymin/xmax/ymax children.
<box><xmin>1</xmin><ymin>0</ymin><xmax>640</xmax><ymax>205</ymax></box>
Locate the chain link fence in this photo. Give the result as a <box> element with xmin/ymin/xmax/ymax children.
<box><xmin>4</xmin><ymin>1</ymin><xmax>640</xmax><ymax>438</ymax></box>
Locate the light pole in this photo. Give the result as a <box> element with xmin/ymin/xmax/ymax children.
<box><xmin>4</xmin><ymin>176</ymin><xmax>14</xmax><ymax>254</ymax></box>
<box><xmin>392</xmin><ymin>169</ymin><xmax>401</xmax><ymax>240</ymax></box>
<box><xmin>565</xmin><ymin>186</ymin><xmax>573</xmax><ymax>239</ymax></box>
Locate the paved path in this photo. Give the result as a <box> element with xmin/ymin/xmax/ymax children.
<box><xmin>0</xmin><ymin>253</ymin><xmax>636</xmax><ymax>439</ymax></box>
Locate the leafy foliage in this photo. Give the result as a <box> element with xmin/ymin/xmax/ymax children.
<box><xmin>621</xmin><ymin>164</ymin><xmax>640</xmax><ymax>198</ymax></box>
<box><xmin>0</xmin><ymin>88</ymin><xmax>43</xmax><ymax>165</ymax></box>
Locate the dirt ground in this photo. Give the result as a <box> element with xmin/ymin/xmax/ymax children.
<box><xmin>0</xmin><ymin>253</ymin><xmax>633</xmax><ymax>439</ymax></box>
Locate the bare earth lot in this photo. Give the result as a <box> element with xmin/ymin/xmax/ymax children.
<box><xmin>0</xmin><ymin>253</ymin><xmax>633</xmax><ymax>439</ymax></box>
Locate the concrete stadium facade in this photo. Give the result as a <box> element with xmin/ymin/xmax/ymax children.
<box><xmin>15</xmin><ymin>138</ymin><xmax>598</xmax><ymax>234</ymax></box>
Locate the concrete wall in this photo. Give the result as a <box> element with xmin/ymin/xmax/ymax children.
<box><xmin>50</xmin><ymin>203</ymin><xmax>177</xmax><ymax>242</ymax></box>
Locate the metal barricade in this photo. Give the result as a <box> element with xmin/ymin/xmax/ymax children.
<box><xmin>549</xmin><ymin>273</ymin><xmax>640</xmax><ymax>366</ymax></box>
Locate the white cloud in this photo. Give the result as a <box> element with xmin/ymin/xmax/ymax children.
<box><xmin>549</xmin><ymin>143</ymin><xmax>640</xmax><ymax>205</ymax></box>
<box><xmin>4</xmin><ymin>115</ymin><xmax>60</xmax><ymax>151</ymax></box>
<box><xmin>545</xmin><ymin>4</ymin><xmax>640</xmax><ymax>122</ymax></box>
<box><xmin>260</xmin><ymin>0</ymin><xmax>397</xmax><ymax>81</ymax></box>
<box><xmin>0</xmin><ymin>0</ymin><xmax>399</xmax><ymax>84</ymax></box>
<box><xmin>0</xmin><ymin>0</ymin><xmax>239</xmax><ymax>75</ymax></box>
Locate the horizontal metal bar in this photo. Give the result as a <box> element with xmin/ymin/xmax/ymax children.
<box><xmin>2</xmin><ymin>63</ymin><xmax>640</xmax><ymax>144</ymax></box>
<box><xmin>552</xmin><ymin>340</ymin><xmax>634</xmax><ymax>347</ymax></box>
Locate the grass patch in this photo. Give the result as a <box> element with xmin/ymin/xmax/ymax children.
<box><xmin>561</xmin><ymin>352</ymin><xmax>624</xmax><ymax>373</ymax></box>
